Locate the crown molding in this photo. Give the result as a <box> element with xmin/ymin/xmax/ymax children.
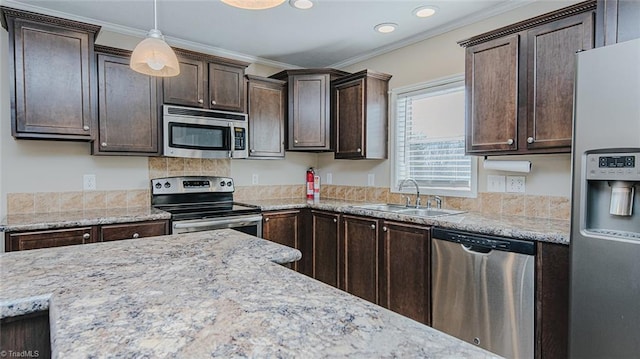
<box><xmin>328</xmin><ymin>0</ymin><xmax>538</xmax><ymax>69</ymax></box>
<box><xmin>0</xmin><ymin>0</ymin><xmax>300</xmax><ymax>70</ymax></box>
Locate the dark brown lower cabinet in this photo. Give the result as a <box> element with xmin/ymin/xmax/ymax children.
<box><xmin>340</xmin><ymin>215</ymin><xmax>380</xmax><ymax>304</ymax></box>
<box><xmin>5</xmin><ymin>227</ymin><xmax>97</xmax><ymax>252</ymax></box>
<box><xmin>536</xmin><ymin>241</ymin><xmax>570</xmax><ymax>359</ymax></box>
<box><xmin>100</xmin><ymin>220</ymin><xmax>169</xmax><ymax>242</ymax></box>
<box><xmin>310</xmin><ymin>210</ymin><xmax>340</xmax><ymax>287</ymax></box>
<box><xmin>262</xmin><ymin>210</ymin><xmax>302</xmax><ymax>271</ymax></box>
<box><xmin>379</xmin><ymin>221</ymin><xmax>431</xmax><ymax>325</ymax></box>
<box><xmin>0</xmin><ymin>311</ymin><xmax>51</xmax><ymax>358</ymax></box>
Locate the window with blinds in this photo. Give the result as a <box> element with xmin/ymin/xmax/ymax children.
<box><xmin>392</xmin><ymin>76</ymin><xmax>477</xmax><ymax>197</ymax></box>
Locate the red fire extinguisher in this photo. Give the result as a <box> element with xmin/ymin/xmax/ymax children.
<box><xmin>306</xmin><ymin>168</ymin><xmax>315</xmax><ymax>200</ymax></box>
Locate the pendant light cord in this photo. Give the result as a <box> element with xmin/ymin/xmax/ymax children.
<box><xmin>153</xmin><ymin>0</ymin><xmax>158</xmax><ymax>30</ymax></box>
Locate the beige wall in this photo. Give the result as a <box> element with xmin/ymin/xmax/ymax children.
<box><xmin>318</xmin><ymin>0</ymin><xmax>577</xmax><ymax>197</ymax></box>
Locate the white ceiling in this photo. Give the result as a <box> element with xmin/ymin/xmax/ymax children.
<box><xmin>3</xmin><ymin>0</ymin><xmax>535</xmax><ymax>68</ymax></box>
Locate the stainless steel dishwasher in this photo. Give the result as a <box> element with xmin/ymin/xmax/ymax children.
<box><xmin>431</xmin><ymin>228</ymin><xmax>535</xmax><ymax>359</ymax></box>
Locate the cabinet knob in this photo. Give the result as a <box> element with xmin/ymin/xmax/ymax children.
<box><xmin>101</xmin><ymin>142</ymin><xmax>107</xmax><ymax>147</ymax></box>
<box><xmin>333</xmin><ymin>218</ymin><xmax>337</xmax><ymax>223</ymax></box>
<box><xmin>527</xmin><ymin>137</ymin><xmax>534</xmax><ymax>144</ymax></box>
<box><xmin>83</xmin><ymin>126</ymin><xmax>90</xmax><ymax>131</ymax></box>
<box><xmin>507</xmin><ymin>138</ymin><xmax>514</xmax><ymax>145</ymax></box>
<box><xmin>265</xmin><ymin>218</ymin><xmax>270</xmax><ymax>222</ymax></box>
<box><xmin>383</xmin><ymin>226</ymin><xmax>388</xmax><ymax>232</ymax></box>
<box><xmin>250</xmin><ymin>149</ymin><xmax>255</xmax><ymax>153</ymax></box>
<box><xmin>370</xmin><ymin>224</ymin><xmax>376</xmax><ymax>230</ymax></box>
<box><xmin>198</xmin><ymin>99</ymin><xmax>204</xmax><ymax>104</ymax></box>
<box><xmin>132</xmin><ymin>233</ymin><xmax>140</xmax><ymax>239</ymax></box>
<box><xmin>294</xmin><ymin>139</ymin><xmax>298</xmax><ymax>144</ymax></box>
<box><xmin>356</xmin><ymin>148</ymin><xmax>362</xmax><ymax>153</ymax></box>
<box><xmin>211</xmin><ymin>100</ymin><xmax>217</xmax><ymax>105</ymax></box>
<box><xmin>83</xmin><ymin>233</ymin><xmax>90</xmax><ymax>240</ymax></box>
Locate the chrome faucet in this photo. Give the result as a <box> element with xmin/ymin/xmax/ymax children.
<box><xmin>399</xmin><ymin>178</ymin><xmax>421</xmax><ymax>208</ymax></box>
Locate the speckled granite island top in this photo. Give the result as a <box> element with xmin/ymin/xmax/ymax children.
<box><xmin>243</xmin><ymin>198</ymin><xmax>571</xmax><ymax>244</ymax></box>
<box><xmin>0</xmin><ymin>229</ymin><xmax>499</xmax><ymax>358</ymax></box>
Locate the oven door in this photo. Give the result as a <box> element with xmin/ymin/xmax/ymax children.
<box><xmin>172</xmin><ymin>214</ymin><xmax>263</xmax><ymax>237</ymax></box>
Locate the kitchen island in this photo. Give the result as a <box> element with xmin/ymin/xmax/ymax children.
<box><xmin>0</xmin><ymin>229</ymin><xmax>499</xmax><ymax>358</ymax></box>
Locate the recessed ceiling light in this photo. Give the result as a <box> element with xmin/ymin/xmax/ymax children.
<box><xmin>221</xmin><ymin>0</ymin><xmax>286</xmax><ymax>10</ymax></box>
<box><xmin>413</xmin><ymin>6</ymin><xmax>437</xmax><ymax>18</ymax></box>
<box><xmin>374</xmin><ymin>23</ymin><xmax>398</xmax><ymax>34</ymax></box>
<box><xmin>289</xmin><ymin>0</ymin><xmax>313</xmax><ymax>10</ymax></box>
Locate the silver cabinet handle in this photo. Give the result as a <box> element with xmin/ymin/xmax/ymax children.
<box><xmin>370</xmin><ymin>224</ymin><xmax>376</xmax><ymax>230</ymax></box>
<box><xmin>83</xmin><ymin>233</ymin><xmax>90</xmax><ymax>240</ymax></box>
<box><xmin>383</xmin><ymin>226</ymin><xmax>387</xmax><ymax>232</ymax></box>
<box><xmin>198</xmin><ymin>99</ymin><xmax>204</xmax><ymax>104</ymax></box>
<box><xmin>507</xmin><ymin>138</ymin><xmax>514</xmax><ymax>145</ymax></box>
<box><xmin>132</xmin><ymin>233</ymin><xmax>140</xmax><ymax>239</ymax></box>
<box><xmin>211</xmin><ymin>100</ymin><xmax>217</xmax><ymax>105</ymax></box>
<box><xmin>101</xmin><ymin>142</ymin><xmax>107</xmax><ymax>147</ymax></box>
<box><xmin>356</xmin><ymin>148</ymin><xmax>362</xmax><ymax>153</ymax></box>
<box><xmin>83</xmin><ymin>126</ymin><xmax>90</xmax><ymax>131</ymax></box>
<box><xmin>527</xmin><ymin>137</ymin><xmax>534</xmax><ymax>144</ymax></box>
<box><xmin>265</xmin><ymin>218</ymin><xmax>270</xmax><ymax>222</ymax></box>
<box><xmin>333</xmin><ymin>218</ymin><xmax>337</xmax><ymax>223</ymax></box>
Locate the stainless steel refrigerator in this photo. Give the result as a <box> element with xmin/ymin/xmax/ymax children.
<box><xmin>569</xmin><ymin>38</ymin><xmax>640</xmax><ymax>358</ymax></box>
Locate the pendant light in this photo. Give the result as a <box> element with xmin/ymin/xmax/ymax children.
<box><xmin>221</xmin><ymin>0</ymin><xmax>286</xmax><ymax>10</ymax></box>
<box><xmin>130</xmin><ymin>0</ymin><xmax>180</xmax><ymax>77</ymax></box>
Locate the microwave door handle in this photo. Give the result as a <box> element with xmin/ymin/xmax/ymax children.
<box><xmin>229</xmin><ymin>123</ymin><xmax>235</xmax><ymax>158</ymax></box>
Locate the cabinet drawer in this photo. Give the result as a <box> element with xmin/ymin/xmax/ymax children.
<box><xmin>100</xmin><ymin>220</ymin><xmax>168</xmax><ymax>242</ymax></box>
<box><xmin>6</xmin><ymin>227</ymin><xmax>96</xmax><ymax>252</ymax></box>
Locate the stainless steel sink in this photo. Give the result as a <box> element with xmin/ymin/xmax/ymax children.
<box><xmin>353</xmin><ymin>204</ymin><xmax>465</xmax><ymax>218</ymax></box>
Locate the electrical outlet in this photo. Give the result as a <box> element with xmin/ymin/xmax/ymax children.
<box><xmin>367</xmin><ymin>173</ymin><xmax>375</xmax><ymax>186</ymax></box>
<box><xmin>252</xmin><ymin>174</ymin><xmax>259</xmax><ymax>185</ymax></box>
<box><xmin>83</xmin><ymin>174</ymin><xmax>96</xmax><ymax>191</ymax></box>
<box><xmin>326</xmin><ymin>173</ymin><xmax>333</xmax><ymax>185</ymax></box>
<box><xmin>487</xmin><ymin>175</ymin><xmax>506</xmax><ymax>193</ymax></box>
<box><xmin>506</xmin><ymin>176</ymin><xmax>526</xmax><ymax>193</ymax></box>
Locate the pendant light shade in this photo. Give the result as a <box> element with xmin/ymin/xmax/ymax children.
<box><xmin>130</xmin><ymin>0</ymin><xmax>180</xmax><ymax>77</ymax></box>
<box><xmin>221</xmin><ymin>0</ymin><xmax>286</xmax><ymax>10</ymax></box>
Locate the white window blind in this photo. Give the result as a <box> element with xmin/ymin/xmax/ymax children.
<box><xmin>392</xmin><ymin>75</ymin><xmax>476</xmax><ymax>197</ymax></box>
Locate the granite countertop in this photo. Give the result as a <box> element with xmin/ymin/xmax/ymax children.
<box><xmin>243</xmin><ymin>198</ymin><xmax>571</xmax><ymax>244</ymax></box>
<box><xmin>0</xmin><ymin>229</ymin><xmax>499</xmax><ymax>358</ymax></box>
<box><xmin>0</xmin><ymin>207</ymin><xmax>171</xmax><ymax>233</ymax></box>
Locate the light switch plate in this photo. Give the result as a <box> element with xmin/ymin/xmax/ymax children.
<box><xmin>487</xmin><ymin>175</ymin><xmax>506</xmax><ymax>192</ymax></box>
<box><xmin>326</xmin><ymin>173</ymin><xmax>333</xmax><ymax>185</ymax></box>
<box><xmin>83</xmin><ymin>174</ymin><xmax>96</xmax><ymax>191</ymax></box>
<box><xmin>506</xmin><ymin>176</ymin><xmax>526</xmax><ymax>193</ymax></box>
<box><xmin>252</xmin><ymin>174</ymin><xmax>259</xmax><ymax>185</ymax></box>
<box><xmin>367</xmin><ymin>173</ymin><xmax>375</xmax><ymax>186</ymax></box>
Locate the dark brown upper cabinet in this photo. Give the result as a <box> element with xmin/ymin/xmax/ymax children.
<box><xmin>332</xmin><ymin>70</ymin><xmax>391</xmax><ymax>160</ymax></box>
<box><xmin>246</xmin><ymin>75</ymin><xmax>286</xmax><ymax>158</ymax></box>
<box><xmin>459</xmin><ymin>0</ymin><xmax>595</xmax><ymax>156</ymax></box>
<box><xmin>1</xmin><ymin>7</ymin><xmax>100</xmax><ymax>141</ymax></box>
<box><xmin>163</xmin><ymin>48</ymin><xmax>249</xmax><ymax>113</ymax></box>
<box><xmin>270</xmin><ymin>69</ymin><xmax>350</xmax><ymax>151</ymax></box>
<box><xmin>596</xmin><ymin>0</ymin><xmax>640</xmax><ymax>47</ymax></box>
<box><xmin>94</xmin><ymin>46</ymin><xmax>161</xmax><ymax>156</ymax></box>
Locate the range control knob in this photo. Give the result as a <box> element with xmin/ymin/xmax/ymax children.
<box><xmin>220</xmin><ymin>181</ymin><xmax>226</xmax><ymax>186</ymax></box>
<box><xmin>164</xmin><ymin>182</ymin><xmax>171</xmax><ymax>188</ymax></box>
<box><xmin>155</xmin><ymin>182</ymin><xmax>162</xmax><ymax>189</ymax></box>
<box><xmin>226</xmin><ymin>181</ymin><xmax>232</xmax><ymax>187</ymax></box>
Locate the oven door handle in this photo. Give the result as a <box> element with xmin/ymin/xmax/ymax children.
<box><xmin>173</xmin><ymin>215</ymin><xmax>263</xmax><ymax>230</ymax></box>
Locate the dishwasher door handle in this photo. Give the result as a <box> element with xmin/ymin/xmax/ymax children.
<box><xmin>461</xmin><ymin>243</ymin><xmax>493</xmax><ymax>254</ymax></box>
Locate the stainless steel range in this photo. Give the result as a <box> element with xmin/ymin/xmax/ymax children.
<box><xmin>151</xmin><ymin>176</ymin><xmax>262</xmax><ymax>236</ymax></box>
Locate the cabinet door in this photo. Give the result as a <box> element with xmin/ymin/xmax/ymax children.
<box><xmin>247</xmin><ymin>77</ymin><xmax>285</xmax><ymax>158</ymax></box>
<box><xmin>334</xmin><ymin>78</ymin><xmax>365</xmax><ymax>158</ymax></box>
<box><xmin>465</xmin><ymin>35</ymin><xmax>519</xmax><ymax>153</ymax></box>
<box><xmin>95</xmin><ymin>52</ymin><xmax>160</xmax><ymax>155</ymax></box>
<box><xmin>209</xmin><ymin>63</ymin><xmax>246</xmax><ymax>112</ymax></box>
<box><xmin>340</xmin><ymin>215</ymin><xmax>379</xmax><ymax>303</ymax></box>
<box><xmin>5</xmin><ymin>227</ymin><xmax>96</xmax><ymax>252</ymax></box>
<box><xmin>379</xmin><ymin>221</ymin><xmax>431</xmax><ymax>325</ymax></box>
<box><xmin>311</xmin><ymin>210</ymin><xmax>340</xmax><ymax>287</ymax></box>
<box><xmin>262</xmin><ymin>210</ymin><xmax>301</xmax><ymax>270</ymax></box>
<box><xmin>10</xmin><ymin>19</ymin><xmax>94</xmax><ymax>140</ymax></box>
<box><xmin>163</xmin><ymin>57</ymin><xmax>205</xmax><ymax>107</ymax></box>
<box><xmin>526</xmin><ymin>13</ymin><xmax>594</xmax><ymax>151</ymax></box>
<box><xmin>100</xmin><ymin>220</ymin><xmax>169</xmax><ymax>242</ymax></box>
<box><xmin>289</xmin><ymin>74</ymin><xmax>331</xmax><ymax>150</ymax></box>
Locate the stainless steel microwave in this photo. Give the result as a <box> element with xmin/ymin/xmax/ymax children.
<box><xmin>163</xmin><ymin>105</ymin><xmax>248</xmax><ymax>159</ymax></box>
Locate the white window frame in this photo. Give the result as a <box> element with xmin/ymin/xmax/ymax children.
<box><xmin>389</xmin><ymin>74</ymin><xmax>477</xmax><ymax>198</ymax></box>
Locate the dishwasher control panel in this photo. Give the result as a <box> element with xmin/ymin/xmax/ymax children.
<box><xmin>432</xmin><ymin>228</ymin><xmax>536</xmax><ymax>255</ymax></box>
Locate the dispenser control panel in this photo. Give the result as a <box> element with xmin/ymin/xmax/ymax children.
<box><xmin>586</xmin><ymin>152</ymin><xmax>640</xmax><ymax>181</ymax></box>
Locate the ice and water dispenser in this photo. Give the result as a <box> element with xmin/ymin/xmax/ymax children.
<box><xmin>583</xmin><ymin>150</ymin><xmax>640</xmax><ymax>237</ymax></box>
